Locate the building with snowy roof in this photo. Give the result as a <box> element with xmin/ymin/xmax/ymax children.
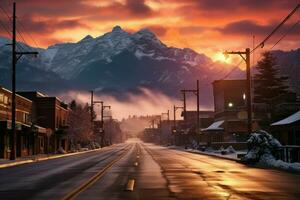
<box><xmin>271</xmin><ymin>110</ymin><xmax>300</xmax><ymax>145</ymax></box>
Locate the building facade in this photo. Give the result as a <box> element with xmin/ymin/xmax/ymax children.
<box><xmin>0</xmin><ymin>86</ymin><xmax>33</xmax><ymax>158</ymax></box>
<box><xmin>18</xmin><ymin>92</ymin><xmax>69</xmax><ymax>153</ymax></box>
<box><xmin>202</xmin><ymin>80</ymin><xmax>255</xmax><ymax>146</ymax></box>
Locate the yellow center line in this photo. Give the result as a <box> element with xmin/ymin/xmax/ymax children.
<box><xmin>61</xmin><ymin>145</ymin><xmax>131</xmax><ymax>200</ymax></box>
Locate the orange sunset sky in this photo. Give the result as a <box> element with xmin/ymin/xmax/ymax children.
<box><xmin>1</xmin><ymin>0</ymin><xmax>300</xmax><ymax>63</ymax></box>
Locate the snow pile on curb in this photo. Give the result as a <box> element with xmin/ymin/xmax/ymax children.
<box><xmin>258</xmin><ymin>154</ymin><xmax>300</xmax><ymax>173</ymax></box>
<box><xmin>242</xmin><ymin>130</ymin><xmax>300</xmax><ymax>173</ymax></box>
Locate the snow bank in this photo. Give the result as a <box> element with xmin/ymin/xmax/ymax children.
<box><xmin>242</xmin><ymin>130</ymin><xmax>300</xmax><ymax>173</ymax></box>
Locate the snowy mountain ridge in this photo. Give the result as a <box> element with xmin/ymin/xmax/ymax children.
<box><xmin>34</xmin><ymin>26</ymin><xmax>214</xmax><ymax>79</ymax></box>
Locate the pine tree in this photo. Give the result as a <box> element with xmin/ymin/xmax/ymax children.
<box><xmin>253</xmin><ymin>51</ymin><xmax>290</xmax><ymax>105</ymax></box>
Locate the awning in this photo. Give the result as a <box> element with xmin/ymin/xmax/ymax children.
<box><xmin>271</xmin><ymin>110</ymin><xmax>300</xmax><ymax>126</ymax></box>
<box><xmin>201</xmin><ymin>120</ymin><xmax>224</xmax><ymax>131</ymax></box>
<box><xmin>32</xmin><ymin>125</ymin><xmax>47</xmax><ymax>134</ymax></box>
<box><xmin>0</xmin><ymin>120</ymin><xmax>26</xmax><ymax>131</ymax></box>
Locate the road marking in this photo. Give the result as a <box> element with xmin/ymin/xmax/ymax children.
<box><xmin>0</xmin><ymin>145</ymin><xmax>118</xmax><ymax>169</ymax></box>
<box><xmin>61</xmin><ymin>146</ymin><xmax>130</xmax><ymax>200</ymax></box>
<box><xmin>125</xmin><ymin>179</ymin><xmax>135</xmax><ymax>191</ymax></box>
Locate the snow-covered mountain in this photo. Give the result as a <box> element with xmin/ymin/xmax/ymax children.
<box><xmin>0</xmin><ymin>26</ymin><xmax>241</xmax><ymax>106</ymax></box>
<box><xmin>1</xmin><ymin>26</ymin><xmax>299</xmax><ymax>106</ymax></box>
<box><xmin>35</xmin><ymin>26</ymin><xmax>216</xmax><ymax>80</ymax></box>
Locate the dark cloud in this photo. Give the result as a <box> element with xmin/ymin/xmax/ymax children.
<box><xmin>171</xmin><ymin>0</ymin><xmax>299</xmax><ymax>11</ymax></box>
<box><xmin>126</xmin><ymin>0</ymin><xmax>153</xmax><ymax>16</ymax></box>
<box><xmin>0</xmin><ymin>14</ymin><xmax>89</xmax><ymax>36</ymax></box>
<box><xmin>218</xmin><ymin>20</ymin><xmax>300</xmax><ymax>37</ymax></box>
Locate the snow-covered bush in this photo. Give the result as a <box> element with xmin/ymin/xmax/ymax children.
<box><xmin>241</xmin><ymin>130</ymin><xmax>282</xmax><ymax>164</ymax></box>
<box><xmin>57</xmin><ymin>147</ymin><xmax>66</xmax><ymax>154</ymax></box>
<box><xmin>226</xmin><ymin>146</ymin><xmax>236</xmax><ymax>154</ymax></box>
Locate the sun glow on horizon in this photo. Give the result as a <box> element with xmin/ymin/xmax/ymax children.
<box><xmin>212</xmin><ymin>52</ymin><xmax>232</xmax><ymax>64</ymax></box>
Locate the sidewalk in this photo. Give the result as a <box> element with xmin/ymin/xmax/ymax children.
<box><xmin>184</xmin><ymin>148</ymin><xmax>244</xmax><ymax>161</ymax></box>
<box><xmin>169</xmin><ymin>146</ymin><xmax>246</xmax><ymax>162</ymax></box>
<box><xmin>0</xmin><ymin>148</ymin><xmax>103</xmax><ymax>169</ymax></box>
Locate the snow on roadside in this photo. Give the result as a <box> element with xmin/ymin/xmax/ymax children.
<box><xmin>258</xmin><ymin>153</ymin><xmax>300</xmax><ymax>173</ymax></box>
<box><xmin>242</xmin><ymin>130</ymin><xmax>300</xmax><ymax>173</ymax></box>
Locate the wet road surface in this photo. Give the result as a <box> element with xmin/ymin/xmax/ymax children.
<box><xmin>0</xmin><ymin>139</ymin><xmax>299</xmax><ymax>200</ymax></box>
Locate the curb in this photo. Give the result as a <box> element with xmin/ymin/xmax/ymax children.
<box><xmin>179</xmin><ymin>148</ymin><xmax>240</xmax><ymax>162</ymax></box>
<box><xmin>0</xmin><ymin>146</ymin><xmax>114</xmax><ymax>169</ymax></box>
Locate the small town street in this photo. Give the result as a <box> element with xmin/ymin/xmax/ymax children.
<box><xmin>0</xmin><ymin>139</ymin><xmax>299</xmax><ymax>200</ymax></box>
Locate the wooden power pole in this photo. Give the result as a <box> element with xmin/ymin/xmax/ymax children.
<box><xmin>224</xmin><ymin>48</ymin><xmax>252</xmax><ymax>134</ymax></box>
<box><xmin>10</xmin><ymin>2</ymin><xmax>38</xmax><ymax>160</ymax></box>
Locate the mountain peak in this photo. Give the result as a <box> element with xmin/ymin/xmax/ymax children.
<box><xmin>80</xmin><ymin>35</ymin><xmax>93</xmax><ymax>42</ymax></box>
<box><xmin>112</xmin><ymin>25</ymin><xmax>124</xmax><ymax>33</ymax></box>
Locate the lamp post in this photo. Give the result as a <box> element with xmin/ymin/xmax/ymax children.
<box><xmin>224</xmin><ymin>48</ymin><xmax>252</xmax><ymax>134</ymax></box>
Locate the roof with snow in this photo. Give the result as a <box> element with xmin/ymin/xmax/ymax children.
<box><xmin>202</xmin><ymin>120</ymin><xmax>224</xmax><ymax>131</ymax></box>
<box><xmin>271</xmin><ymin>110</ymin><xmax>300</xmax><ymax>126</ymax></box>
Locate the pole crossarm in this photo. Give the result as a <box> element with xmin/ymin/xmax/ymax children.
<box><xmin>93</xmin><ymin>101</ymin><xmax>103</xmax><ymax>104</ymax></box>
<box><xmin>16</xmin><ymin>51</ymin><xmax>39</xmax><ymax>55</ymax></box>
<box><xmin>16</xmin><ymin>52</ymin><xmax>38</xmax><ymax>61</ymax></box>
<box><xmin>103</xmin><ymin>105</ymin><xmax>111</xmax><ymax>110</ymax></box>
<box><xmin>174</xmin><ymin>106</ymin><xmax>183</xmax><ymax>111</ymax></box>
<box><xmin>181</xmin><ymin>89</ymin><xmax>197</xmax><ymax>92</ymax></box>
<box><xmin>181</xmin><ymin>89</ymin><xmax>198</xmax><ymax>96</ymax></box>
<box><xmin>224</xmin><ymin>51</ymin><xmax>246</xmax><ymax>61</ymax></box>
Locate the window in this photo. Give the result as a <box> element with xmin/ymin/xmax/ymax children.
<box><xmin>0</xmin><ymin>93</ymin><xmax>3</xmax><ymax>103</ymax></box>
<box><xmin>3</xmin><ymin>96</ymin><xmax>8</xmax><ymax>104</ymax></box>
<box><xmin>22</xmin><ymin>113</ymin><xmax>30</xmax><ymax>124</ymax></box>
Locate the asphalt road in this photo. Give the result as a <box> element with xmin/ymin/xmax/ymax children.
<box><xmin>0</xmin><ymin>139</ymin><xmax>299</xmax><ymax>200</ymax></box>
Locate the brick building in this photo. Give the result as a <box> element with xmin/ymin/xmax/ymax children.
<box><xmin>0</xmin><ymin>86</ymin><xmax>33</xmax><ymax>158</ymax></box>
<box><xmin>18</xmin><ymin>92</ymin><xmax>69</xmax><ymax>153</ymax></box>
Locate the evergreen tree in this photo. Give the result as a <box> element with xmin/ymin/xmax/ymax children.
<box><xmin>253</xmin><ymin>51</ymin><xmax>290</xmax><ymax>105</ymax></box>
<box><xmin>69</xmin><ymin>100</ymin><xmax>77</xmax><ymax>110</ymax></box>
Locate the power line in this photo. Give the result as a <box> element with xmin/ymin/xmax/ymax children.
<box><xmin>0</xmin><ymin>4</ymin><xmax>36</xmax><ymax>53</ymax></box>
<box><xmin>223</xmin><ymin>3</ymin><xmax>300</xmax><ymax>79</ymax></box>
<box><xmin>220</xmin><ymin>59</ymin><xmax>244</xmax><ymax>80</ymax></box>
<box><xmin>0</xmin><ymin>19</ymin><xmax>11</xmax><ymax>37</ymax></box>
<box><xmin>270</xmin><ymin>20</ymin><xmax>300</xmax><ymax>50</ymax></box>
<box><xmin>17</xmin><ymin>18</ymin><xmax>39</xmax><ymax>48</ymax></box>
<box><xmin>252</xmin><ymin>3</ymin><xmax>300</xmax><ymax>52</ymax></box>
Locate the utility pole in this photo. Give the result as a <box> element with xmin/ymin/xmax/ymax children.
<box><xmin>90</xmin><ymin>90</ymin><xmax>94</xmax><ymax>123</ymax></box>
<box><xmin>182</xmin><ymin>91</ymin><xmax>186</xmax><ymax>120</ymax></box>
<box><xmin>10</xmin><ymin>2</ymin><xmax>38</xmax><ymax>160</ymax></box>
<box><xmin>167</xmin><ymin>110</ymin><xmax>170</xmax><ymax>121</ymax></box>
<box><xmin>173</xmin><ymin>105</ymin><xmax>176</xmax><ymax>127</ymax></box>
<box><xmin>173</xmin><ymin>105</ymin><xmax>183</xmax><ymax>128</ymax></box>
<box><xmin>181</xmin><ymin>80</ymin><xmax>200</xmax><ymax>134</ymax></box>
<box><xmin>196</xmin><ymin>80</ymin><xmax>200</xmax><ymax>133</ymax></box>
<box><xmin>224</xmin><ymin>48</ymin><xmax>252</xmax><ymax>134</ymax></box>
<box><xmin>93</xmin><ymin>101</ymin><xmax>110</xmax><ymax>147</ymax></box>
